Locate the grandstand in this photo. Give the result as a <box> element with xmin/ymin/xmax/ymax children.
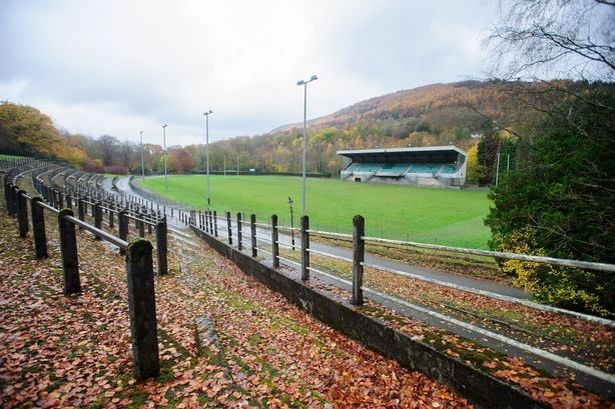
<box><xmin>337</xmin><ymin>146</ymin><xmax>467</xmax><ymax>187</ymax></box>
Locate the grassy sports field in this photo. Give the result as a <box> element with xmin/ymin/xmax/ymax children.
<box><xmin>137</xmin><ymin>175</ymin><xmax>492</xmax><ymax>248</ymax></box>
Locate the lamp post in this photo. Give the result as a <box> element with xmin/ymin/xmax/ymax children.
<box><xmin>296</xmin><ymin>74</ymin><xmax>318</xmax><ymax>216</ymax></box>
<box><xmin>162</xmin><ymin>124</ymin><xmax>168</xmax><ymax>191</ymax></box>
<box><xmin>203</xmin><ymin>110</ymin><xmax>213</xmax><ymax>206</ymax></box>
<box><xmin>139</xmin><ymin>130</ymin><xmax>145</xmax><ymax>180</ymax></box>
<box><xmin>288</xmin><ymin>196</ymin><xmax>295</xmax><ymax>250</ymax></box>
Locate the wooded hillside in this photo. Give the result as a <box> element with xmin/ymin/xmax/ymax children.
<box><xmin>205</xmin><ymin>80</ymin><xmax>550</xmax><ymax>177</ymax></box>
<box><xmin>0</xmin><ymin>80</ymin><xmax>594</xmax><ymax>180</ymax></box>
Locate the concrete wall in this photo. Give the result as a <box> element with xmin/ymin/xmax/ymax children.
<box><xmin>191</xmin><ymin>227</ymin><xmax>545</xmax><ymax>409</ymax></box>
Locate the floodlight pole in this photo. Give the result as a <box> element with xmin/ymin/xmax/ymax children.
<box><xmin>139</xmin><ymin>131</ymin><xmax>145</xmax><ymax>180</ymax></box>
<box><xmin>297</xmin><ymin>74</ymin><xmax>318</xmax><ymax>217</ymax></box>
<box><xmin>162</xmin><ymin>124</ymin><xmax>168</xmax><ymax>191</ymax></box>
<box><xmin>204</xmin><ymin>110</ymin><xmax>213</xmax><ymax>207</ymax></box>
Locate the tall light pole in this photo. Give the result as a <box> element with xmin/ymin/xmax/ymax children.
<box><xmin>296</xmin><ymin>74</ymin><xmax>318</xmax><ymax>216</ymax></box>
<box><xmin>203</xmin><ymin>110</ymin><xmax>213</xmax><ymax>206</ymax></box>
<box><xmin>139</xmin><ymin>130</ymin><xmax>145</xmax><ymax>180</ymax></box>
<box><xmin>162</xmin><ymin>124</ymin><xmax>168</xmax><ymax>191</ymax></box>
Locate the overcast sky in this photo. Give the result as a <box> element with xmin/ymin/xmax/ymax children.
<box><xmin>0</xmin><ymin>0</ymin><xmax>496</xmax><ymax>146</ymax></box>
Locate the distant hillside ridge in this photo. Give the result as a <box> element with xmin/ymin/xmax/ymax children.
<box><xmin>207</xmin><ymin>80</ymin><xmax>561</xmax><ymax>175</ymax></box>
<box><xmin>266</xmin><ymin>80</ymin><xmax>510</xmax><ymax>135</ymax></box>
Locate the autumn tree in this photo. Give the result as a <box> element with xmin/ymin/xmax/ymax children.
<box><xmin>483</xmin><ymin>1</ymin><xmax>615</xmax><ymax>314</ymax></box>
<box><xmin>169</xmin><ymin>147</ymin><xmax>195</xmax><ymax>173</ymax></box>
<box><xmin>0</xmin><ymin>102</ymin><xmax>64</xmax><ymax>158</ymax></box>
<box><xmin>96</xmin><ymin>135</ymin><xmax>120</xmax><ymax>166</ymax></box>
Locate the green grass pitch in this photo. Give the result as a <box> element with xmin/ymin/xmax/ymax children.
<box><xmin>137</xmin><ymin>175</ymin><xmax>492</xmax><ymax>248</ymax></box>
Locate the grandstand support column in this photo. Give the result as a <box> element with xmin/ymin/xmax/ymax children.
<box><xmin>351</xmin><ymin>215</ymin><xmax>365</xmax><ymax>305</ymax></box>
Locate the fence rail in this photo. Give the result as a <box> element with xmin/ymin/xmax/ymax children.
<box><xmin>2</xmin><ymin>172</ymin><xmax>160</xmax><ymax>380</ymax></box>
<box><xmin>183</xmin><ymin>203</ymin><xmax>615</xmax><ymax>387</ymax></box>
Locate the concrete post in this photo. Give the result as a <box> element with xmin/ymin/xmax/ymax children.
<box><xmin>17</xmin><ymin>190</ymin><xmax>29</xmax><ymax>238</ymax></box>
<box><xmin>3</xmin><ymin>178</ymin><xmax>10</xmax><ymax>215</ymax></box>
<box><xmin>250</xmin><ymin>213</ymin><xmax>257</xmax><ymax>257</ymax></box>
<box><xmin>301</xmin><ymin>215</ymin><xmax>310</xmax><ymax>281</ymax></box>
<box><xmin>125</xmin><ymin>238</ymin><xmax>160</xmax><ymax>380</ymax></box>
<box><xmin>155</xmin><ymin>218</ymin><xmax>168</xmax><ymax>275</ymax></box>
<box><xmin>226</xmin><ymin>211</ymin><xmax>232</xmax><ymax>245</ymax></box>
<box><xmin>31</xmin><ymin>197</ymin><xmax>48</xmax><ymax>258</ymax></box>
<box><xmin>237</xmin><ymin>212</ymin><xmax>242</xmax><ymax>251</ymax></box>
<box><xmin>351</xmin><ymin>215</ymin><xmax>365</xmax><ymax>305</ymax></box>
<box><xmin>94</xmin><ymin>202</ymin><xmax>102</xmax><ymax>240</ymax></box>
<box><xmin>271</xmin><ymin>214</ymin><xmax>279</xmax><ymax>268</ymax></box>
<box><xmin>109</xmin><ymin>206</ymin><xmax>115</xmax><ymax>228</ymax></box>
<box><xmin>213</xmin><ymin>210</ymin><xmax>218</xmax><ymax>237</ymax></box>
<box><xmin>77</xmin><ymin>198</ymin><xmax>85</xmax><ymax>230</ymax></box>
<box><xmin>119</xmin><ymin>209</ymin><xmax>129</xmax><ymax>255</ymax></box>
<box><xmin>58</xmin><ymin>209</ymin><xmax>81</xmax><ymax>294</ymax></box>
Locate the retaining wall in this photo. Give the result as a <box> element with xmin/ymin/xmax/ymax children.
<box><xmin>191</xmin><ymin>227</ymin><xmax>545</xmax><ymax>409</ymax></box>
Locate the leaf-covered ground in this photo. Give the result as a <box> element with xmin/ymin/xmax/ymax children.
<box><xmin>276</xmin><ymin>251</ymin><xmax>615</xmax><ymax>408</ymax></box>
<box><xmin>0</xmin><ymin>203</ymin><xmax>471</xmax><ymax>408</ymax></box>
<box><xmin>285</xmin><ymin>247</ymin><xmax>615</xmax><ymax>373</ymax></box>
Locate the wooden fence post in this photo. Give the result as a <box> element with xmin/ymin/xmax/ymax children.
<box><xmin>237</xmin><ymin>212</ymin><xmax>242</xmax><ymax>251</ymax></box>
<box><xmin>226</xmin><ymin>212</ymin><xmax>233</xmax><ymax>245</ymax></box>
<box><xmin>351</xmin><ymin>215</ymin><xmax>365</xmax><ymax>305</ymax></box>
<box><xmin>125</xmin><ymin>238</ymin><xmax>160</xmax><ymax>380</ymax></box>
<box><xmin>250</xmin><ymin>214</ymin><xmax>257</xmax><ymax>257</ymax></box>
<box><xmin>271</xmin><ymin>214</ymin><xmax>279</xmax><ymax>268</ymax></box>
<box><xmin>301</xmin><ymin>215</ymin><xmax>310</xmax><ymax>281</ymax></box>
<box><xmin>57</xmin><ymin>191</ymin><xmax>64</xmax><ymax>209</ymax></box>
<box><xmin>17</xmin><ymin>190</ymin><xmax>29</xmax><ymax>238</ymax></box>
<box><xmin>155</xmin><ymin>218</ymin><xmax>168</xmax><ymax>275</ymax></box>
<box><xmin>31</xmin><ymin>197</ymin><xmax>48</xmax><ymax>258</ymax></box>
<box><xmin>58</xmin><ymin>209</ymin><xmax>81</xmax><ymax>294</ymax></box>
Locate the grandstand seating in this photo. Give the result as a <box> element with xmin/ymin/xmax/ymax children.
<box><xmin>376</xmin><ymin>163</ymin><xmax>410</xmax><ymax>176</ymax></box>
<box><xmin>350</xmin><ymin>163</ymin><xmax>384</xmax><ymax>173</ymax></box>
<box><xmin>408</xmin><ymin>164</ymin><xmax>440</xmax><ymax>174</ymax></box>
<box><xmin>345</xmin><ymin>163</ymin><xmax>458</xmax><ymax>175</ymax></box>
<box><xmin>338</xmin><ymin>146</ymin><xmax>466</xmax><ymax>186</ymax></box>
<box><xmin>440</xmin><ymin>164</ymin><xmax>457</xmax><ymax>174</ymax></box>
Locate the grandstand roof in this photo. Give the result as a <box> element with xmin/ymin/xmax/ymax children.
<box><xmin>337</xmin><ymin>146</ymin><xmax>465</xmax><ymax>163</ymax></box>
